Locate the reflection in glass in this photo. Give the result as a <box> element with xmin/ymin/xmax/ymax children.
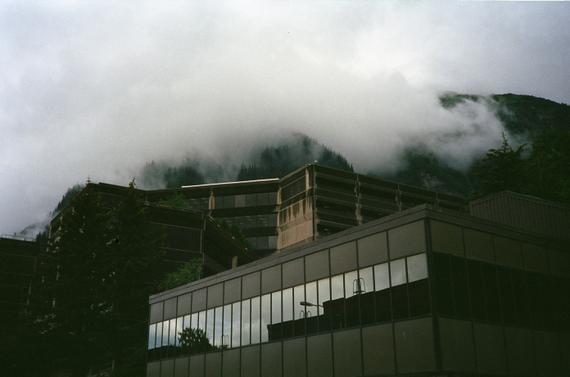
<box><xmin>191</xmin><ymin>313</ymin><xmax>198</xmax><ymax>330</ymax></box>
<box><xmin>390</xmin><ymin>259</ymin><xmax>406</xmax><ymax>286</ymax></box>
<box><xmin>374</xmin><ymin>263</ymin><xmax>389</xmax><ymax>291</ymax></box>
<box><xmin>331</xmin><ymin>274</ymin><xmax>344</xmax><ymax>300</ymax></box>
<box><xmin>214</xmin><ymin>307</ymin><xmax>223</xmax><ymax>347</ymax></box>
<box><xmin>148</xmin><ymin>324</ymin><xmax>156</xmax><ymax>349</ymax></box>
<box><xmin>156</xmin><ymin>321</ymin><xmax>163</xmax><ymax>347</ymax></box>
<box><xmin>282</xmin><ymin>288</ymin><xmax>293</xmax><ymax>322</ymax></box>
<box><xmin>183</xmin><ymin>315</ymin><xmax>191</xmax><ymax>331</ymax></box>
<box><xmin>359</xmin><ymin>267</ymin><xmax>374</xmax><ymax>293</ymax></box>
<box><xmin>232</xmin><ymin>303</ymin><xmax>241</xmax><ymax>347</ymax></box>
<box><xmin>241</xmin><ymin>299</ymin><xmax>251</xmax><ymax>346</ymax></box>
<box><xmin>294</xmin><ymin>285</ymin><xmax>305</xmax><ymax>319</ymax></box>
<box><xmin>317</xmin><ymin>278</ymin><xmax>330</xmax><ymax>316</ymax></box>
<box><xmin>251</xmin><ymin>297</ymin><xmax>261</xmax><ymax>344</ymax></box>
<box><xmin>407</xmin><ymin>253</ymin><xmax>428</xmax><ymax>282</ymax></box>
<box><xmin>175</xmin><ymin>317</ymin><xmax>183</xmax><ymax>346</ymax></box>
<box><xmin>261</xmin><ymin>294</ymin><xmax>270</xmax><ymax>342</ymax></box>
<box><xmin>206</xmin><ymin>309</ymin><xmax>214</xmax><ymax>344</ymax></box>
<box><xmin>271</xmin><ymin>291</ymin><xmax>282</xmax><ymax>336</ymax></box>
<box><xmin>223</xmin><ymin>305</ymin><xmax>231</xmax><ymax>348</ymax></box>
<box><xmin>162</xmin><ymin>321</ymin><xmax>169</xmax><ymax>347</ymax></box>
<box><xmin>305</xmin><ymin>282</ymin><xmax>317</xmax><ymax>318</ymax></box>
<box><xmin>169</xmin><ymin>319</ymin><xmax>177</xmax><ymax>345</ymax></box>
<box><xmin>344</xmin><ymin>270</ymin><xmax>358</xmax><ymax>298</ymax></box>
<box><xmin>198</xmin><ymin>311</ymin><xmax>206</xmax><ymax>332</ymax></box>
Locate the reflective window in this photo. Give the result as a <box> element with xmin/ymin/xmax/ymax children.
<box><xmin>374</xmin><ymin>263</ymin><xmax>389</xmax><ymax>291</ymax></box>
<box><xmin>251</xmin><ymin>296</ymin><xmax>261</xmax><ymax>344</ymax></box>
<box><xmin>191</xmin><ymin>312</ymin><xmax>198</xmax><ymax>330</ymax></box>
<box><xmin>407</xmin><ymin>253</ymin><xmax>428</xmax><ymax>282</ymax></box>
<box><xmin>282</xmin><ymin>288</ymin><xmax>293</xmax><ymax>322</ymax></box>
<box><xmin>331</xmin><ymin>275</ymin><xmax>344</xmax><ymax>300</ymax></box>
<box><xmin>390</xmin><ymin>259</ymin><xmax>406</xmax><ymax>286</ymax></box>
<box><xmin>242</xmin><ymin>299</ymin><xmax>251</xmax><ymax>346</ymax></box>
<box><xmin>156</xmin><ymin>321</ymin><xmax>163</xmax><ymax>348</ymax></box>
<box><xmin>183</xmin><ymin>315</ymin><xmax>191</xmax><ymax>332</ymax></box>
<box><xmin>175</xmin><ymin>317</ymin><xmax>183</xmax><ymax>346</ymax></box>
<box><xmin>305</xmin><ymin>282</ymin><xmax>317</xmax><ymax>317</ymax></box>
<box><xmin>206</xmin><ymin>309</ymin><xmax>214</xmax><ymax>344</ymax></box>
<box><xmin>359</xmin><ymin>267</ymin><xmax>374</xmax><ymax>294</ymax></box>
<box><xmin>168</xmin><ymin>318</ymin><xmax>176</xmax><ymax>346</ymax></box>
<box><xmin>261</xmin><ymin>294</ymin><xmax>271</xmax><ymax>342</ymax></box>
<box><xmin>148</xmin><ymin>323</ymin><xmax>156</xmax><ymax>350</ymax></box>
<box><xmin>214</xmin><ymin>307</ymin><xmax>223</xmax><ymax>347</ymax></box>
<box><xmin>317</xmin><ymin>278</ymin><xmax>330</xmax><ymax>317</ymax></box>
<box><xmin>344</xmin><ymin>270</ymin><xmax>358</xmax><ymax>298</ymax></box>
<box><xmin>232</xmin><ymin>303</ymin><xmax>241</xmax><ymax>347</ymax></box>
<box><xmin>223</xmin><ymin>305</ymin><xmax>231</xmax><ymax>348</ymax></box>
<box><xmin>162</xmin><ymin>321</ymin><xmax>169</xmax><ymax>347</ymax></box>
<box><xmin>198</xmin><ymin>310</ymin><xmax>206</xmax><ymax>332</ymax></box>
<box><xmin>294</xmin><ymin>285</ymin><xmax>305</xmax><ymax>320</ymax></box>
<box><xmin>271</xmin><ymin>291</ymin><xmax>282</xmax><ymax>339</ymax></box>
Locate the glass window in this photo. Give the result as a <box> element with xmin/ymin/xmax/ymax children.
<box><xmin>294</xmin><ymin>285</ymin><xmax>305</xmax><ymax>320</ymax></box>
<box><xmin>359</xmin><ymin>267</ymin><xmax>374</xmax><ymax>294</ymax></box>
<box><xmin>168</xmin><ymin>318</ymin><xmax>176</xmax><ymax>346</ymax></box>
<box><xmin>331</xmin><ymin>274</ymin><xmax>344</xmax><ymax>300</ymax></box>
<box><xmin>374</xmin><ymin>263</ymin><xmax>389</xmax><ymax>291</ymax></box>
<box><xmin>198</xmin><ymin>310</ymin><xmax>206</xmax><ymax>332</ymax></box>
<box><xmin>272</xmin><ymin>291</ymin><xmax>282</xmax><ymax>324</ymax></box>
<box><xmin>305</xmin><ymin>282</ymin><xmax>317</xmax><ymax>317</ymax></box>
<box><xmin>232</xmin><ymin>302</ymin><xmax>241</xmax><ymax>347</ymax></box>
<box><xmin>261</xmin><ymin>294</ymin><xmax>271</xmax><ymax>342</ymax></box>
<box><xmin>191</xmin><ymin>312</ymin><xmax>198</xmax><ymax>330</ymax></box>
<box><xmin>214</xmin><ymin>307</ymin><xmax>223</xmax><ymax>347</ymax></box>
<box><xmin>222</xmin><ymin>305</ymin><xmax>231</xmax><ymax>348</ymax></box>
<box><xmin>183</xmin><ymin>315</ymin><xmax>191</xmax><ymax>332</ymax></box>
<box><xmin>317</xmin><ymin>278</ymin><xmax>330</xmax><ymax>316</ymax></box>
<box><xmin>162</xmin><ymin>321</ymin><xmax>169</xmax><ymax>347</ymax></box>
<box><xmin>251</xmin><ymin>296</ymin><xmax>261</xmax><ymax>344</ymax></box>
<box><xmin>407</xmin><ymin>254</ymin><xmax>428</xmax><ymax>282</ymax></box>
<box><xmin>390</xmin><ymin>259</ymin><xmax>406</xmax><ymax>286</ymax></box>
<box><xmin>282</xmin><ymin>288</ymin><xmax>293</xmax><ymax>322</ymax></box>
<box><xmin>206</xmin><ymin>309</ymin><xmax>214</xmax><ymax>344</ymax></box>
<box><xmin>148</xmin><ymin>324</ymin><xmax>156</xmax><ymax>350</ymax></box>
<box><xmin>242</xmin><ymin>299</ymin><xmax>251</xmax><ymax>346</ymax></box>
<box><xmin>344</xmin><ymin>270</ymin><xmax>358</xmax><ymax>298</ymax></box>
<box><xmin>156</xmin><ymin>321</ymin><xmax>163</xmax><ymax>348</ymax></box>
<box><xmin>235</xmin><ymin>194</ymin><xmax>246</xmax><ymax>208</ymax></box>
<box><xmin>175</xmin><ymin>317</ymin><xmax>183</xmax><ymax>346</ymax></box>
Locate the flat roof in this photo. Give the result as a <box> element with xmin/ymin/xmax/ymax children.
<box><xmin>181</xmin><ymin>178</ymin><xmax>279</xmax><ymax>189</ymax></box>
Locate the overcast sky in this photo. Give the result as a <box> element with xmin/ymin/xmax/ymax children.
<box><xmin>1</xmin><ymin>1</ymin><xmax>569</xmax><ymax>235</ymax></box>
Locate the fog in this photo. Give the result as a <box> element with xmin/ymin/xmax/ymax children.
<box><xmin>1</xmin><ymin>1</ymin><xmax>569</xmax><ymax>234</ymax></box>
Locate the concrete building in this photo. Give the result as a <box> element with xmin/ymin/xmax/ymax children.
<box><xmin>145</xmin><ymin>203</ymin><xmax>569</xmax><ymax>377</ymax></box>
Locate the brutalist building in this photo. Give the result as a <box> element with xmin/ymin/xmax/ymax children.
<box><xmin>146</xmin><ymin>202</ymin><xmax>569</xmax><ymax>377</ymax></box>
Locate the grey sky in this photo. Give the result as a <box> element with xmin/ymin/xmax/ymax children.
<box><xmin>1</xmin><ymin>1</ymin><xmax>569</xmax><ymax>235</ymax></box>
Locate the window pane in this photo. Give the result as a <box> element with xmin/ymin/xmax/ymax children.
<box><xmin>407</xmin><ymin>254</ymin><xmax>428</xmax><ymax>282</ymax></box>
<box><xmin>148</xmin><ymin>324</ymin><xmax>156</xmax><ymax>350</ymax></box>
<box><xmin>206</xmin><ymin>309</ymin><xmax>214</xmax><ymax>344</ymax></box>
<box><xmin>344</xmin><ymin>270</ymin><xmax>358</xmax><ymax>298</ymax></box>
<box><xmin>169</xmin><ymin>318</ymin><xmax>177</xmax><ymax>346</ymax></box>
<box><xmin>261</xmin><ymin>294</ymin><xmax>271</xmax><ymax>342</ymax></box>
<box><xmin>374</xmin><ymin>263</ymin><xmax>389</xmax><ymax>291</ymax></box>
<box><xmin>283</xmin><ymin>288</ymin><xmax>293</xmax><ymax>322</ymax></box>
<box><xmin>331</xmin><ymin>275</ymin><xmax>344</xmax><ymax>300</ymax></box>
<box><xmin>359</xmin><ymin>267</ymin><xmax>374</xmax><ymax>294</ymax></box>
<box><xmin>162</xmin><ymin>321</ymin><xmax>169</xmax><ymax>347</ymax></box>
<box><xmin>306</xmin><ymin>282</ymin><xmax>317</xmax><ymax>317</ymax></box>
<box><xmin>317</xmin><ymin>278</ymin><xmax>330</xmax><ymax>316</ymax></box>
<box><xmin>223</xmin><ymin>305</ymin><xmax>232</xmax><ymax>348</ymax></box>
<box><xmin>251</xmin><ymin>297</ymin><xmax>261</xmax><ymax>344</ymax></box>
<box><xmin>198</xmin><ymin>310</ymin><xmax>206</xmax><ymax>332</ymax></box>
<box><xmin>183</xmin><ymin>315</ymin><xmax>191</xmax><ymax>331</ymax></box>
<box><xmin>214</xmin><ymin>307</ymin><xmax>223</xmax><ymax>347</ymax></box>
<box><xmin>176</xmin><ymin>317</ymin><xmax>183</xmax><ymax>346</ymax></box>
<box><xmin>156</xmin><ymin>321</ymin><xmax>163</xmax><ymax>347</ymax></box>
<box><xmin>294</xmin><ymin>285</ymin><xmax>305</xmax><ymax>320</ymax></box>
<box><xmin>232</xmin><ymin>302</ymin><xmax>241</xmax><ymax>348</ymax></box>
<box><xmin>242</xmin><ymin>299</ymin><xmax>251</xmax><ymax>346</ymax></box>
<box><xmin>390</xmin><ymin>259</ymin><xmax>406</xmax><ymax>286</ymax></box>
<box><xmin>272</xmin><ymin>291</ymin><xmax>282</xmax><ymax>324</ymax></box>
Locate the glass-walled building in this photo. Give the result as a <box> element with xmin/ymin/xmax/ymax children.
<box><xmin>146</xmin><ymin>204</ymin><xmax>569</xmax><ymax>377</ymax></box>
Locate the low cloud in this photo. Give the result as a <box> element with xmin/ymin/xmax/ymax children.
<box><xmin>1</xmin><ymin>1</ymin><xmax>569</xmax><ymax>234</ymax></box>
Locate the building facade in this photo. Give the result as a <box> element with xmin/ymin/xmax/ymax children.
<box><xmin>146</xmin><ymin>205</ymin><xmax>569</xmax><ymax>377</ymax></box>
